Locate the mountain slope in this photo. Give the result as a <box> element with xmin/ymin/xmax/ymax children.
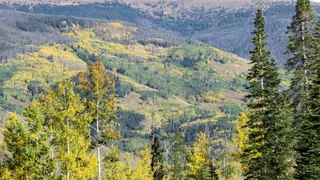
<box><xmin>1</xmin><ymin>0</ymin><xmax>312</xmax><ymax>66</ymax></box>
<box><xmin>0</xmin><ymin>11</ymin><xmax>249</xmax><ymax>152</ymax></box>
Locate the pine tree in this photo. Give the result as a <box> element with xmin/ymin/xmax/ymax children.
<box><xmin>151</xmin><ymin>136</ymin><xmax>165</xmax><ymax>180</ymax></box>
<box><xmin>77</xmin><ymin>61</ymin><xmax>119</xmax><ymax>179</ymax></box>
<box><xmin>286</xmin><ymin>1</ymin><xmax>318</xmax><ymax>178</ymax></box>
<box><xmin>294</xmin><ymin>21</ymin><xmax>320</xmax><ymax>179</ymax></box>
<box><xmin>286</xmin><ymin>0</ymin><xmax>314</xmax><ymax>111</ymax></box>
<box><xmin>1</xmin><ymin>104</ymin><xmax>55</xmax><ymax>179</ymax></box>
<box><xmin>243</xmin><ymin>8</ymin><xmax>293</xmax><ymax>179</ymax></box>
<box><xmin>39</xmin><ymin>80</ymin><xmax>97</xmax><ymax>179</ymax></box>
<box><xmin>171</xmin><ymin>131</ymin><xmax>186</xmax><ymax>180</ymax></box>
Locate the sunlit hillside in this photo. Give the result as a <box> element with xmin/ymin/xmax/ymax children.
<box><xmin>0</xmin><ymin>12</ymin><xmax>249</xmax><ymax>160</ymax></box>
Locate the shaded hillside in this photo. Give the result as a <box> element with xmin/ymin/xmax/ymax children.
<box><xmin>0</xmin><ymin>1</ymin><xmax>310</xmax><ymax>66</ymax></box>
<box><xmin>0</xmin><ymin>12</ymin><xmax>249</xmax><ymax>153</ymax></box>
<box><xmin>0</xmin><ymin>10</ymin><xmax>91</xmax><ymax>62</ymax></box>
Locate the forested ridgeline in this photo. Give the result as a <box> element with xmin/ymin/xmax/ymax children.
<box><xmin>1</xmin><ymin>1</ymin><xmax>316</xmax><ymax>66</ymax></box>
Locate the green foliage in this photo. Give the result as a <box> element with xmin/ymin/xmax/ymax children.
<box><xmin>131</xmin><ymin>148</ymin><xmax>154</xmax><ymax>180</ymax></box>
<box><xmin>1</xmin><ymin>105</ymin><xmax>55</xmax><ymax>179</ymax></box>
<box><xmin>219</xmin><ymin>103</ymin><xmax>242</xmax><ymax>116</ymax></box>
<box><xmin>294</xmin><ymin>20</ymin><xmax>320</xmax><ymax>179</ymax></box>
<box><xmin>171</xmin><ymin>131</ymin><xmax>187</xmax><ymax>179</ymax></box>
<box><xmin>151</xmin><ymin>136</ymin><xmax>165</xmax><ymax>180</ymax></box>
<box><xmin>167</xmin><ymin>45</ymin><xmax>244</xmax><ymax>68</ymax></box>
<box><xmin>285</xmin><ymin>1</ymin><xmax>320</xmax><ymax>179</ymax></box>
<box><xmin>243</xmin><ymin>8</ymin><xmax>293</xmax><ymax>179</ymax></box>
<box><xmin>104</xmin><ymin>145</ymin><xmax>133</xmax><ymax>180</ymax></box>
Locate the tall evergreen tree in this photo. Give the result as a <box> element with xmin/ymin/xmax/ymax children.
<box><xmin>286</xmin><ymin>0</ymin><xmax>314</xmax><ymax>111</ymax></box>
<box><xmin>151</xmin><ymin>136</ymin><xmax>165</xmax><ymax>180</ymax></box>
<box><xmin>243</xmin><ymin>8</ymin><xmax>293</xmax><ymax>179</ymax></box>
<box><xmin>294</xmin><ymin>21</ymin><xmax>320</xmax><ymax>179</ymax></box>
<box><xmin>286</xmin><ymin>1</ymin><xmax>318</xmax><ymax>178</ymax></box>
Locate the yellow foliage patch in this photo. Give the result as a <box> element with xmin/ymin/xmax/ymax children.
<box><xmin>108</xmin><ymin>22</ymin><xmax>124</xmax><ymax>29</ymax></box>
<box><xmin>3</xmin><ymin>44</ymin><xmax>86</xmax><ymax>94</ymax></box>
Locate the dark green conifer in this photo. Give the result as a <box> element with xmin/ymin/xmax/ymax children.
<box><xmin>294</xmin><ymin>21</ymin><xmax>320</xmax><ymax>179</ymax></box>
<box><xmin>286</xmin><ymin>1</ymin><xmax>318</xmax><ymax>178</ymax></box>
<box><xmin>151</xmin><ymin>136</ymin><xmax>165</xmax><ymax>180</ymax></box>
<box><xmin>243</xmin><ymin>8</ymin><xmax>293</xmax><ymax>179</ymax></box>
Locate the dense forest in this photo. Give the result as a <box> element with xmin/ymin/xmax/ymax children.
<box><xmin>0</xmin><ymin>0</ymin><xmax>319</xmax><ymax>179</ymax></box>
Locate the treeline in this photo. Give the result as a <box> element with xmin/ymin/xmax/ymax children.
<box><xmin>234</xmin><ymin>0</ymin><xmax>319</xmax><ymax>179</ymax></box>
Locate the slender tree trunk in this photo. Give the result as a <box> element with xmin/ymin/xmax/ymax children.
<box><xmin>98</xmin><ymin>146</ymin><xmax>101</xmax><ymax>180</ymax></box>
<box><xmin>96</xmin><ymin>100</ymin><xmax>101</xmax><ymax>180</ymax></box>
<box><xmin>67</xmin><ymin>119</ymin><xmax>70</xmax><ymax>180</ymax></box>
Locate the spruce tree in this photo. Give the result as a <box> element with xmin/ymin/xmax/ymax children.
<box><xmin>294</xmin><ymin>21</ymin><xmax>320</xmax><ymax>179</ymax></box>
<box><xmin>286</xmin><ymin>1</ymin><xmax>318</xmax><ymax>178</ymax></box>
<box><xmin>286</xmin><ymin>0</ymin><xmax>314</xmax><ymax>111</ymax></box>
<box><xmin>243</xmin><ymin>8</ymin><xmax>293</xmax><ymax>179</ymax></box>
<box><xmin>151</xmin><ymin>136</ymin><xmax>165</xmax><ymax>180</ymax></box>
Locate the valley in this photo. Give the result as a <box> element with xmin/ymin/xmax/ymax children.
<box><xmin>0</xmin><ymin>0</ymin><xmax>319</xmax><ymax>179</ymax></box>
<box><xmin>0</xmin><ymin>11</ymin><xmax>249</xmax><ymax>155</ymax></box>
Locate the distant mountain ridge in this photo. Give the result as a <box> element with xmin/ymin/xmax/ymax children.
<box><xmin>0</xmin><ymin>0</ymin><xmax>294</xmax><ymax>8</ymax></box>
<box><xmin>1</xmin><ymin>0</ymin><xmax>319</xmax><ymax>65</ymax></box>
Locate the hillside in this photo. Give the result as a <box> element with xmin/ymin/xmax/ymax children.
<box><xmin>0</xmin><ymin>11</ymin><xmax>249</xmax><ymax>153</ymax></box>
<box><xmin>1</xmin><ymin>0</ymin><xmax>314</xmax><ymax>66</ymax></box>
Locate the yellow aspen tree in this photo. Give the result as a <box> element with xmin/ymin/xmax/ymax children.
<box><xmin>187</xmin><ymin>132</ymin><xmax>212</xmax><ymax>179</ymax></box>
<box><xmin>233</xmin><ymin>112</ymin><xmax>249</xmax><ymax>172</ymax></box>
<box><xmin>77</xmin><ymin>61</ymin><xmax>119</xmax><ymax>179</ymax></box>
<box><xmin>131</xmin><ymin>148</ymin><xmax>154</xmax><ymax>180</ymax></box>
<box><xmin>39</xmin><ymin>80</ymin><xmax>97</xmax><ymax>179</ymax></box>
